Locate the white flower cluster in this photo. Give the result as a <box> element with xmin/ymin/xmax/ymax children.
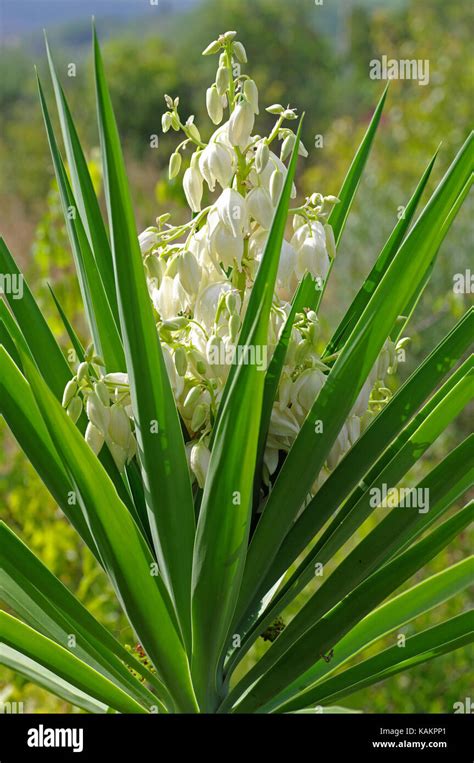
<box><xmin>62</xmin><ymin>347</ymin><xmax>136</xmax><ymax>473</ymax></box>
<box><xmin>65</xmin><ymin>32</ymin><xmax>403</xmax><ymax>497</ymax></box>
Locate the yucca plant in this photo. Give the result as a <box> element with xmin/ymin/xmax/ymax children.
<box><xmin>0</xmin><ymin>28</ymin><xmax>472</xmax><ymax>715</ymax></box>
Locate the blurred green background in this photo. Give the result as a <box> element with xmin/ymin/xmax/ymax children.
<box><xmin>0</xmin><ymin>0</ymin><xmax>472</xmax><ymax>713</ymax></box>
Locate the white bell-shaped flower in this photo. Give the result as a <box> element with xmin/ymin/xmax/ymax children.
<box><xmin>177</xmin><ymin>250</ymin><xmax>202</xmax><ymax>295</ymax></box>
<box><xmin>276</xmin><ymin>239</ymin><xmax>299</xmax><ymax>300</ymax></box>
<box><xmin>152</xmin><ymin>275</ymin><xmax>187</xmax><ymax>320</ymax></box>
<box><xmin>290</xmin><ymin>368</ymin><xmax>326</xmax><ymax>412</ymax></box>
<box><xmin>206</xmin><ymin>85</ymin><xmax>223</xmax><ymax>125</ymax></box>
<box><xmin>246</xmin><ymin>186</ymin><xmax>274</xmax><ymax>229</ymax></box>
<box><xmin>199</xmin><ymin>141</ymin><xmax>234</xmax><ymax>191</ymax></box>
<box><xmin>210</xmin><ymin>221</ymin><xmax>244</xmax><ymax>269</ymax></box>
<box><xmin>291</xmin><ymin>221</ymin><xmax>330</xmax><ymax>281</ymax></box>
<box><xmin>215</xmin><ymin>188</ymin><xmax>248</xmax><ymax>238</ymax></box>
<box><xmin>194</xmin><ymin>280</ymin><xmax>232</xmax><ymax>330</ymax></box>
<box><xmin>190</xmin><ymin>441</ymin><xmax>211</xmax><ymax>488</ymax></box>
<box><xmin>183</xmin><ymin>163</ymin><xmax>203</xmax><ymax>212</ymax></box>
<box><xmin>228</xmin><ymin>98</ymin><xmax>255</xmax><ymax>150</ymax></box>
<box><xmin>138</xmin><ymin>228</ymin><xmax>158</xmax><ymax>254</ymax></box>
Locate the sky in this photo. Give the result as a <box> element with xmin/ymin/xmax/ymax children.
<box><xmin>0</xmin><ymin>0</ymin><xmax>198</xmax><ymax>42</ymax></box>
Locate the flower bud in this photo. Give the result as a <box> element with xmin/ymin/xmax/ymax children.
<box><xmin>228</xmin><ymin>313</ymin><xmax>240</xmax><ymax>342</ymax></box>
<box><xmin>86</xmin><ymin>391</ymin><xmax>110</xmax><ymax>434</ymax></box>
<box><xmin>266</xmin><ymin>104</ymin><xmax>284</xmax><ymax>115</ymax></box>
<box><xmin>324</xmin><ymin>224</ymin><xmax>336</xmax><ymax>260</ymax></box>
<box><xmin>144</xmin><ymin>254</ymin><xmax>163</xmax><ymax>287</ymax></box>
<box><xmin>223</xmin><ymin>31</ymin><xmax>237</xmax><ymax>42</ymax></box>
<box><xmin>85</xmin><ymin>422</ymin><xmax>104</xmax><ymax>455</ymax></box>
<box><xmin>202</xmin><ymin>39</ymin><xmax>221</xmax><ymax>55</ymax></box>
<box><xmin>228</xmin><ymin>99</ymin><xmax>255</xmax><ymax>150</ymax></box>
<box><xmin>62</xmin><ymin>379</ymin><xmax>78</xmax><ymax>408</ymax></box>
<box><xmin>298</xmin><ymin>141</ymin><xmax>309</xmax><ymax>158</ymax></box>
<box><xmin>206</xmin><ymin>334</ymin><xmax>222</xmax><ymax>362</ymax></box>
<box><xmin>183</xmin><ymin>166</ymin><xmax>203</xmax><ymax>213</ymax></box>
<box><xmin>280</xmin><ymin>133</ymin><xmax>295</xmax><ymax>162</ymax></box>
<box><xmin>269</xmin><ymin>169</ymin><xmax>284</xmax><ymax>205</ymax></box>
<box><xmin>186</xmin><ymin>121</ymin><xmax>201</xmax><ymax>144</ymax></box>
<box><xmin>77</xmin><ymin>362</ymin><xmax>89</xmax><ymax>384</ymax></box>
<box><xmin>178</xmin><ymin>250</ymin><xmax>202</xmax><ymax>295</ymax></box>
<box><xmin>67</xmin><ymin>396</ymin><xmax>82</xmax><ymax>423</ymax></box>
<box><xmin>206</xmin><ymin>85</ymin><xmax>223</xmax><ymax>125</ymax></box>
<box><xmin>164</xmin><ymin>255</ymin><xmax>179</xmax><ymax>278</ymax></box>
<box><xmin>191</xmin><ymin>403</ymin><xmax>208</xmax><ymax>432</ymax></box>
<box><xmin>216</xmin><ymin>65</ymin><xmax>230</xmax><ymax>96</ymax></box>
<box><xmin>243</xmin><ymin>79</ymin><xmax>259</xmax><ymax>114</ymax></box>
<box><xmin>225</xmin><ymin>291</ymin><xmax>237</xmax><ymax>314</ymax></box>
<box><xmin>232</xmin><ymin>41</ymin><xmax>247</xmax><ymax>63</ymax></box>
<box><xmin>190</xmin><ymin>441</ymin><xmax>211</xmax><ymax>488</ymax></box>
<box><xmin>94</xmin><ymin>380</ymin><xmax>110</xmax><ymax>407</ymax></box>
<box><xmin>127</xmin><ymin>434</ymin><xmax>137</xmax><ymax>462</ymax></box>
<box><xmin>108</xmin><ymin>441</ymin><xmax>128</xmax><ymax>473</ymax></box>
<box><xmin>170</xmin><ymin>112</ymin><xmax>180</xmax><ymax>131</ymax></box>
<box><xmin>254</xmin><ymin>141</ymin><xmax>269</xmax><ymax>173</ymax></box>
<box><xmin>161</xmin><ymin>316</ymin><xmax>188</xmax><ymax>331</ymax></box>
<box><xmin>174</xmin><ymin>346</ymin><xmax>188</xmax><ymax>377</ymax></box>
<box><xmin>169</xmin><ymin>151</ymin><xmax>182</xmax><ymax>180</ymax></box>
<box><xmin>183</xmin><ymin>385</ymin><xmax>202</xmax><ymax>417</ymax></box>
<box><xmin>161</xmin><ymin>112</ymin><xmax>172</xmax><ymax>133</ymax></box>
<box><xmin>108</xmin><ymin>405</ymin><xmax>131</xmax><ymax>451</ymax></box>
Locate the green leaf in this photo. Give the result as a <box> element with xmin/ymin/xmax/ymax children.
<box><xmin>191</xmin><ymin>119</ymin><xmax>304</xmax><ymax>711</ymax></box>
<box><xmin>227</xmin><ymin>423</ymin><xmax>472</xmax><ymax>694</ymax></box>
<box><xmin>256</xmin><ymin>354</ymin><xmax>473</xmax><ymax>616</ymax></box>
<box><xmin>328</xmin><ymin>85</ymin><xmax>388</xmax><ymax>246</ymax></box>
<box><xmin>277</xmin><ymin>612</ymin><xmax>474</xmax><ymax>712</ymax></box>
<box><xmin>0</xmin><ymin>612</ymin><xmax>147</xmax><ymax>714</ymax></box>
<box><xmin>325</xmin><ymin>149</ymin><xmax>438</xmax><ymax>357</ymax></box>
<box><xmin>17</xmin><ymin>348</ymin><xmax>198</xmax><ymax>712</ymax></box>
<box><xmin>37</xmin><ymin>73</ymin><xmax>125</xmax><ymax>373</ymax></box>
<box><xmin>44</xmin><ymin>34</ymin><xmax>120</xmax><ymax>328</ymax></box>
<box><xmin>0</xmin><ymin>238</ymin><xmax>71</xmax><ymax>399</ymax></box>
<box><xmin>0</xmin><ymin>521</ymin><xmax>170</xmax><ymax>712</ymax></box>
<box><xmin>271</xmin><ymin>313</ymin><xmax>473</xmax><ymax>584</ymax></box>
<box><xmin>251</xmin><ymin>273</ymin><xmax>318</xmax><ymax>517</ymax></box>
<box><xmin>93</xmin><ymin>26</ymin><xmax>195</xmax><ymax>647</ymax></box>
<box><xmin>1</xmin><ymin>644</ymin><xmax>109</xmax><ymax>714</ymax></box>
<box><xmin>0</xmin><ymin>346</ymin><xmax>96</xmax><ymax>554</ymax></box>
<box><xmin>0</xmin><ymin>299</ymin><xmax>32</xmax><ymax>369</ymax></box>
<box><xmin>267</xmin><ymin>557</ymin><xmax>473</xmax><ymax>712</ymax></box>
<box><xmin>391</xmin><ymin>171</ymin><xmax>473</xmax><ymax>342</ymax></box>
<box><xmin>233</xmin><ymin>133</ymin><xmax>473</xmax><ymax>630</ymax></box>
<box><xmin>48</xmin><ymin>283</ymin><xmax>85</xmax><ymax>363</ymax></box>
<box><xmin>230</xmin><ymin>503</ymin><xmax>472</xmax><ymax>712</ymax></box>
<box><xmin>227</xmin><ymin>432</ymin><xmax>473</xmax><ymax>695</ymax></box>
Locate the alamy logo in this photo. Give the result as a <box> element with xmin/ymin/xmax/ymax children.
<box><xmin>207</xmin><ymin>343</ymin><xmax>267</xmax><ymax>372</ymax></box>
<box><xmin>27</xmin><ymin>724</ymin><xmax>84</xmax><ymax>753</ymax></box>
<box><xmin>0</xmin><ymin>272</ymin><xmax>23</xmax><ymax>300</ymax></box>
<box><xmin>369</xmin><ymin>55</ymin><xmax>430</xmax><ymax>86</ymax></box>
<box><xmin>369</xmin><ymin>484</ymin><xmax>430</xmax><ymax>513</ymax></box>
